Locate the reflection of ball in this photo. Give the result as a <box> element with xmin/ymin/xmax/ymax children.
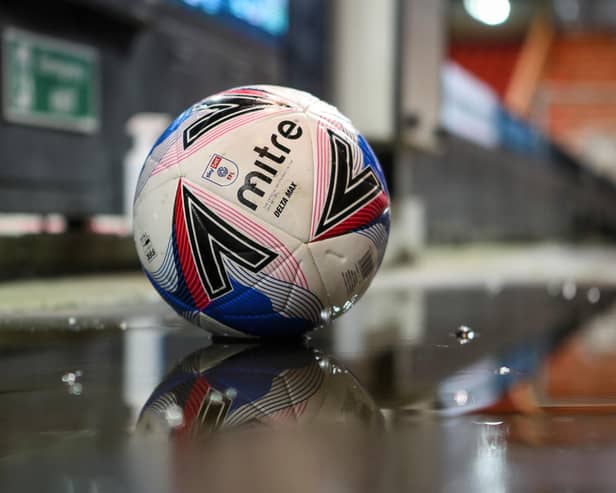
<box><xmin>133</xmin><ymin>85</ymin><xmax>390</xmax><ymax>338</ymax></box>
<box><xmin>137</xmin><ymin>345</ymin><xmax>381</xmax><ymax>437</ymax></box>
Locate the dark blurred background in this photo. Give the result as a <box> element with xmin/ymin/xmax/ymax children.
<box><xmin>0</xmin><ymin>0</ymin><xmax>615</xmax><ymax>276</ymax></box>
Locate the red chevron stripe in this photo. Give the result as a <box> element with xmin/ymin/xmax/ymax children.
<box><xmin>313</xmin><ymin>192</ymin><xmax>389</xmax><ymax>242</ymax></box>
<box><xmin>179</xmin><ymin>376</ymin><xmax>211</xmax><ymax>433</ymax></box>
<box><xmin>174</xmin><ymin>181</ymin><xmax>210</xmax><ymax>310</ymax></box>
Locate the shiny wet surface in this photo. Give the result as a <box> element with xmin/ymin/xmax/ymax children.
<box><xmin>3</xmin><ymin>283</ymin><xmax>616</xmax><ymax>491</ymax></box>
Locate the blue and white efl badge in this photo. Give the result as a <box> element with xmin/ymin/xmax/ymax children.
<box><xmin>202</xmin><ymin>154</ymin><xmax>239</xmax><ymax>187</ymax></box>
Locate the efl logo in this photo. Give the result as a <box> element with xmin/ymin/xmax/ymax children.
<box><xmin>202</xmin><ymin>154</ymin><xmax>239</xmax><ymax>187</ymax></box>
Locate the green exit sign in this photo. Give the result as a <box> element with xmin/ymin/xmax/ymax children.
<box><xmin>2</xmin><ymin>27</ymin><xmax>99</xmax><ymax>133</ymax></box>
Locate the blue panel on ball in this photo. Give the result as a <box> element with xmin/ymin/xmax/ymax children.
<box><xmin>140</xmin><ymin>364</ymin><xmax>197</xmax><ymax>415</ymax></box>
<box><xmin>146</xmin><ymin>233</ymin><xmax>200</xmax><ymax>313</ymax></box>
<box><xmin>204</xmin><ymin>277</ymin><xmax>312</xmax><ymax>338</ymax></box>
<box><xmin>353</xmin><ymin>210</ymin><xmax>391</xmax><ymax>268</ymax></box>
<box><xmin>148</xmin><ymin>106</ymin><xmax>194</xmax><ymax>157</ymax></box>
<box><xmin>145</xmin><ymin>270</ymin><xmax>197</xmax><ymax>314</ymax></box>
<box><xmin>354</xmin><ymin>208</ymin><xmax>391</xmax><ymax>234</ymax></box>
<box><xmin>357</xmin><ymin>133</ymin><xmax>389</xmax><ymax>195</ymax></box>
<box><xmin>203</xmin><ymin>348</ymin><xmax>314</xmax><ymax>413</ymax></box>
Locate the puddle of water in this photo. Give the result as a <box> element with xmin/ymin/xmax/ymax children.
<box><xmin>3</xmin><ymin>283</ymin><xmax>616</xmax><ymax>491</ymax></box>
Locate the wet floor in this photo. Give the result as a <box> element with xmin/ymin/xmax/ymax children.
<box><xmin>3</xmin><ymin>282</ymin><xmax>616</xmax><ymax>491</ymax></box>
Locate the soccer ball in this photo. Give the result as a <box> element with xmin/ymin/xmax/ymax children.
<box><xmin>133</xmin><ymin>85</ymin><xmax>390</xmax><ymax>338</ymax></box>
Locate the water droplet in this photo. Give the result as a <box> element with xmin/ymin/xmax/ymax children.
<box><xmin>119</xmin><ymin>321</ymin><xmax>128</xmax><ymax>331</ymax></box>
<box><xmin>69</xmin><ymin>382</ymin><xmax>83</xmax><ymax>395</ymax></box>
<box><xmin>62</xmin><ymin>370</ymin><xmax>83</xmax><ymax>394</ymax></box>
<box><xmin>453</xmin><ymin>389</ymin><xmax>468</xmax><ymax>406</ymax></box>
<box><xmin>562</xmin><ymin>280</ymin><xmax>577</xmax><ymax>300</ymax></box>
<box><xmin>225</xmin><ymin>387</ymin><xmax>237</xmax><ymax>399</ymax></box>
<box><xmin>67</xmin><ymin>316</ymin><xmax>77</xmax><ymax>327</ymax></box>
<box><xmin>587</xmin><ymin>287</ymin><xmax>601</xmax><ymax>304</ymax></box>
<box><xmin>62</xmin><ymin>372</ymin><xmax>76</xmax><ymax>384</ymax></box>
<box><xmin>472</xmin><ymin>420</ymin><xmax>503</xmax><ymax>426</ymax></box>
<box><xmin>209</xmin><ymin>390</ymin><xmax>224</xmax><ymax>404</ymax></box>
<box><xmin>497</xmin><ymin>366</ymin><xmax>510</xmax><ymax>375</ymax></box>
<box><xmin>455</xmin><ymin>325</ymin><xmax>476</xmax><ymax>344</ymax></box>
<box><xmin>342</xmin><ymin>300</ymin><xmax>354</xmax><ymax>312</ymax></box>
<box><xmin>165</xmin><ymin>404</ymin><xmax>184</xmax><ymax>428</ymax></box>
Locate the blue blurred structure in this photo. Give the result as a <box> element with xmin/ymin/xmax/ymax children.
<box><xmin>173</xmin><ymin>0</ymin><xmax>289</xmax><ymax>38</ymax></box>
<box><xmin>497</xmin><ymin>108</ymin><xmax>550</xmax><ymax>159</ymax></box>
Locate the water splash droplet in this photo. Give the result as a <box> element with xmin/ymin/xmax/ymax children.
<box><xmin>472</xmin><ymin>420</ymin><xmax>503</xmax><ymax>426</ymax></box>
<box><xmin>164</xmin><ymin>404</ymin><xmax>184</xmax><ymax>428</ymax></box>
<box><xmin>497</xmin><ymin>366</ymin><xmax>510</xmax><ymax>375</ymax></box>
<box><xmin>62</xmin><ymin>370</ymin><xmax>83</xmax><ymax>395</ymax></box>
<box><xmin>209</xmin><ymin>390</ymin><xmax>225</xmax><ymax>404</ymax></box>
<box><xmin>455</xmin><ymin>325</ymin><xmax>476</xmax><ymax>344</ymax></box>
<box><xmin>67</xmin><ymin>316</ymin><xmax>77</xmax><ymax>327</ymax></box>
<box><xmin>119</xmin><ymin>321</ymin><xmax>128</xmax><ymax>331</ymax></box>
<box><xmin>69</xmin><ymin>382</ymin><xmax>83</xmax><ymax>395</ymax></box>
<box><xmin>453</xmin><ymin>389</ymin><xmax>469</xmax><ymax>406</ymax></box>
<box><xmin>587</xmin><ymin>287</ymin><xmax>601</xmax><ymax>304</ymax></box>
<box><xmin>62</xmin><ymin>372</ymin><xmax>76</xmax><ymax>384</ymax></box>
<box><xmin>225</xmin><ymin>387</ymin><xmax>237</xmax><ymax>399</ymax></box>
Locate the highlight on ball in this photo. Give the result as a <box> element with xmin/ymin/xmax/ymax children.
<box><xmin>133</xmin><ymin>85</ymin><xmax>390</xmax><ymax>338</ymax></box>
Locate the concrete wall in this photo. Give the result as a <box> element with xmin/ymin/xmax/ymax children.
<box><xmin>409</xmin><ymin>135</ymin><xmax>616</xmax><ymax>242</ymax></box>
<box><xmin>0</xmin><ymin>0</ymin><xmax>293</xmax><ymax>216</ymax></box>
